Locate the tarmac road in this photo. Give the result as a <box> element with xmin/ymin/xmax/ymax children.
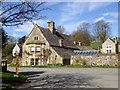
<box><xmin>8</xmin><ymin>67</ymin><xmax>118</xmax><ymax>89</ymax></box>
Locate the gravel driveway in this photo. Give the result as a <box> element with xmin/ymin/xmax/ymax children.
<box><xmin>7</xmin><ymin>67</ymin><xmax>118</xmax><ymax>89</ymax></box>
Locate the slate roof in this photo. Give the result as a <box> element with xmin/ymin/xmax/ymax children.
<box><xmin>38</xmin><ymin>26</ymin><xmax>79</xmax><ymax>58</ymax></box>
<box><xmin>39</xmin><ymin>26</ymin><xmax>78</xmax><ymax>49</ymax></box>
<box><xmin>77</xmin><ymin>46</ymin><xmax>96</xmax><ymax>51</ymax></box>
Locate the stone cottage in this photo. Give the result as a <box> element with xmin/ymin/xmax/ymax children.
<box><xmin>101</xmin><ymin>38</ymin><xmax>119</xmax><ymax>54</ymax></box>
<box><xmin>22</xmin><ymin>21</ymin><xmax>79</xmax><ymax>66</ymax></box>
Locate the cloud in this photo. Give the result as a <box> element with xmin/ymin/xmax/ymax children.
<box><xmin>94</xmin><ymin>17</ymin><xmax>105</xmax><ymax>23</ymax></box>
<box><xmin>13</xmin><ymin>19</ymin><xmax>49</xmax><ymax>36</ymax></box>
<box><xmin>63</xmin><ymin>21</ymin><xmax>88</xmax><ymax>34</ymax></box>
<box><xmin>88</xmin><ymin>2</ymin><xmax>112</xmax><ymax>12</ymax></box>
<box><xmin>94</xmin><ymin>17</ymin><xmax>117</xmax><ymax>23</ymax></box>
<box><xmin>102</xmin><ymin>12</ymin><xmax>118</xmax><ymax>18</ymax></box>
<box><xmin>12</xmin><ymin>32</ymin><xmax>21</xmax><ymax>38</ymax></box>
<box><xmin>14</xmin><ymin>29</ymin><xmax>24</xmax><ymax>32</ymax></box>
<box><xmin>60</xmin><ymin>2</ymin><xmax>112</xmax><ymax>23</ymax></box>
<box><xmin>106</xmin><ymin>19</ymin><xmax>117</xmax><ymax>23</ymax></box>
<box><xmin>60</xmin><ymin>2</ymin><xmax>87</xmax><ymax>23</ymax></box>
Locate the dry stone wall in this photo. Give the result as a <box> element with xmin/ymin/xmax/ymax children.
<box><xmin>71</xmin><ymin>54</ymin><xmax>118</xmax><ymax>66</ymax></box>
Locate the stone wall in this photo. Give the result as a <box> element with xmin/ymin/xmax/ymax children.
<box><xmin>71</xmin><ymin>54</ymin><xmax>118</xmax><ymax>66</ymax></box>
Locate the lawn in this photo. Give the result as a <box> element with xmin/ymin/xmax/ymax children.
<box><xmin>1</xmin><ymin>71</ymin><xmax>27</xmax><ymax>89</ymax></box>
<box><xmin>90</xmin><ymin>42</ymin><xmax>103</xmax><ymax>50</ymax></box>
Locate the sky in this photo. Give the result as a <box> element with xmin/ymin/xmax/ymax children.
<box><xmin>3</xmin><ymin>1</ymin><xmax>118</xmax><ymax>39</ymax></box>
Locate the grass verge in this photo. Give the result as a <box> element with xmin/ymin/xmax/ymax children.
<box><xmin>8</xmin><ymin>64</ymin><xmax>120</xmax><ymax>68</ymax></box>
<box><xmin>1</xmin><ymin>71</ymin><xmax>27</xmax><ymax>89</ymax></box>
<box><xmin>8</xmin><ymin>63</ymin><xmax>64</xmax><ymax>68</ymax></box>
<box><xmin>67</xmin><ymin>64</ymin><xmax>120</xmax><ymax>68</ymax></box>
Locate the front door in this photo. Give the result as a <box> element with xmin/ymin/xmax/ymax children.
<box><xmin>63</xmin><ymin>59</ymin><xmax>70</xmax><ymax>65</ymax></box>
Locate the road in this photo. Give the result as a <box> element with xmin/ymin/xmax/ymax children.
<box><xmin>8</xmin><ymin>67</ymin><xmax>118</xmax><ymax>89</ymax></box>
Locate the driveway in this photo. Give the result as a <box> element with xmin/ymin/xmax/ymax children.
<box><xmin>8</xmin><ymin>67</ymin><xmax>118</xmax><ymax>89</ymax></box>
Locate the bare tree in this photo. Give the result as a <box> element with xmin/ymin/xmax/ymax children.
<box><xmin>93</xmin><ymin>20</ymin><xmax>112</xmax><ymax>50</ymax></box>
<box><xmin>71</xmin><ymin>22</ymin><xmax>91</xmax><ymax>46</ymax></box>
<box><xmin>0</xmin><ymin>1</ymin><xmax>49</xmax><ymax>26</ymax></box>
<box><xmin>7</xmin><ymin>35</ymin><xmax>17</xmax><ymax>44</ymax></box>
<box><xmin>57</xmin><ymin>25</ymin><xmax>65</xmax><ymax>34</ymax></box>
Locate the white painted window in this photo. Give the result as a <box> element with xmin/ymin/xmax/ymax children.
<box><xmin>30</xmin><ymin>46</ymin><xmax>34</xmax><ymax>52</ymax></box>
<box><xmin>36</xmin><ymin>47</ymin><xmax>40</xmax><ymax>52</ymax></box>
<box><xmin>106</xmin><ymin>44</ymin><xmax>111</xmax><ymax>48</ymax></box>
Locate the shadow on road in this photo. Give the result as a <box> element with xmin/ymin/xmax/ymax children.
<box><xmin>19</xmin><ymin>71</ymin><xmax>45</xmax><ymax>78</ymax></box>
<box><xmin>27</xmin><ymin>73</ymin><xmax>98</xmax><ymax>88</ymax></box>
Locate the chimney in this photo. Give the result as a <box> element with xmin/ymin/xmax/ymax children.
<box><xmin>74</xmin><ymin>41</ymin><xmax>76</xmax><ymax>44</ymax></box>
<box><xmin>115</xmin><ymin>37</ymin><xmax>118</xmax><ymax>44</ymax></box>
<box><xmin>78</xmin><ymin>42</ymin><xmax>81</xmax><ymax>46</ymax></box>
<box><xmin>47</xmin><ymin>21</ymin><xmax>56</xmax><ymax>34</ymax></box>
<box><xmin>59</xmin><ymin>39</ymin><xmax>63</xmax><ymax>47</ymax></box>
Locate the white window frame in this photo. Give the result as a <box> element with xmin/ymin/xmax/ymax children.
<box><xmin>36</xmin><ymin>46</ymin><xmax>40</xmax><ymax>52</ymax></box>
<box><xmin>30</xmin><ymin>46</ymin><xmax>35</xmax><ymax>52</ymax></box>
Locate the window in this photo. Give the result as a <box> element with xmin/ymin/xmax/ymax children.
<box><xmin>30</xmin><ymin>46</ymin><xmax>34</xmax><ymax>52</ymax></box>
<box><xmin>36</xmin><ymin>47</ymin><xmax>40</xmax><ymax>52</ymax></box>
<box><xmin>106</xmin><ymin>50</ymin><xmax>112</xmax><ymax>54</ymax></box>
<box><xmin>109</xmin><ymin>50</ymin><xmax>111</xmax><ymax>53</ymax></box>
<box><xmin>106</xmin><ymin>44</ymin><xmax>111</xmax><ymax>48</ymax></box>
<box><xmin>30</xmin><ymin>58</ymin><xmax>34</xmax><ymax>65</ymax></box>
<box><xmin>34</xmin><ymin>36</ymin><xmax>39</xmax><ymax>40</ymax></box>
<box><xmin>106</xmin><ymin>44</ymin><xmax>109</xmax><ymax>48</ymax></box>
<box><xmin>35</xmin><ymin>58</ymin><xmax>40</xmax><ymax>65</ymax></box>
<box><xmin>107</xmin><ymin>50</ymin><xmax>108</xmax><ymax>53</ymax></box>
<box><xmin>109</xmin><ymin>45</ymin><xmax>111</xmax><ymax>48</ymax></box>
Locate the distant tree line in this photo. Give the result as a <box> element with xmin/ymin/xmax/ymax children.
<box><xmin>71</xmin><ymin>20</ymin><xmax>112</xmax><ymax>50</ymax></box>
<box><xmin>57</xmin><ymin>19</ymin><xmax>112</xmax><ymax>49</ymax></box>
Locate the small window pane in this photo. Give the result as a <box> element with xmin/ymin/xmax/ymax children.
<box><xmin>30</xmin><ymin>58</ymin><xmax>34</xmax><ymax>65</ymax></box>
<box><xmin>36</xmin><ymin>47</ymin><xmax>40</xmax><ymax>52</ymax></box>
<box><xmin>31</xmin><ymin>46</ymin><xmax>34</xmax><ymax>52</ymax></box>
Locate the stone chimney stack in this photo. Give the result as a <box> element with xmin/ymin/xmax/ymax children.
<box><xmin>47</xmin><ymin>21</ymin><xmax>56</xmax><ymax>34</ymax></box>
<box><xmin>78</xmin><ymin>42</ymin><xmax>81</xmax><ymax>46</ymax></box>
<box><xmin>115</xmin><ymin>37</ymin><xmax>118</xmax><ymax>44</ymax></box>
<box><xmin>74</xmin><ymin>41</ymin><xmax>76</xmax><ymax>44</ymax></box>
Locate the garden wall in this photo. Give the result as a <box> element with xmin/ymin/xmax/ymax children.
<box><xmin>71</xmin><ymin>54</ymin><xmax>118</xmax><ymax>66</ymax></box>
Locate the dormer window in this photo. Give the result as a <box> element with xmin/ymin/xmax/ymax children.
<box><xmin>34</xmin><ymin>36</ymin><xmax>39</xmax><ymax>40</ymax></box>
<box><xmin>59</xmin><ymin>39</ymin><xmax>63</xmax><ymax>47</ymax></box>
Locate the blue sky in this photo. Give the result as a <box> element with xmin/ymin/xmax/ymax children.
<box><xmin>3</xmin><ymin>2</ymin><xmax>118</xmax><ymax>39</ymax></box>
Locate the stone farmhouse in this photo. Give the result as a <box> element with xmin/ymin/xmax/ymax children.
<box><xmin>22</xmin><ymin>21</ymin><xmax>79</xmax><ymax>66</ymax></box>
<box><xmin>101</xmin><ymin>37</ymin><xmax>119</xmax><ymax>54</ymax></box>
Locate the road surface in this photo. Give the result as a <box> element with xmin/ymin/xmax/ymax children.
<box><xmin>8</xmin><ymin>67</ymin><xmax>118</xmax><ymax>89</ymax></box>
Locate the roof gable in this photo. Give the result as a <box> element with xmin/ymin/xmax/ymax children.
<box><xmin>103</xmin><ymin>38</ymin><xmax>115</xmax><ymax>45</ymax></box>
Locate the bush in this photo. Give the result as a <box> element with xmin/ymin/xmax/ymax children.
<box><xmin>6</xmin><ymin>54</ymin><xmax>13</xmax><ymax>64</ymax></box>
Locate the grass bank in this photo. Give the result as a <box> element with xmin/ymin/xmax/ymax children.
<box><xmin>1</xmin><ymin>71</ymin><xmax>27</xmax><ymax>89</ymax></box>
<box><xmin>90</xmin><ymin>42</ymin><xmax>103</xmax><ymax>50</ymax></box>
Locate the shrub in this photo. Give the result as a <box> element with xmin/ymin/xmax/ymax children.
<box><xmin>6</xmin><ymin>54</ymin><xmax>13</xmax><ymax>64</ymax></box>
